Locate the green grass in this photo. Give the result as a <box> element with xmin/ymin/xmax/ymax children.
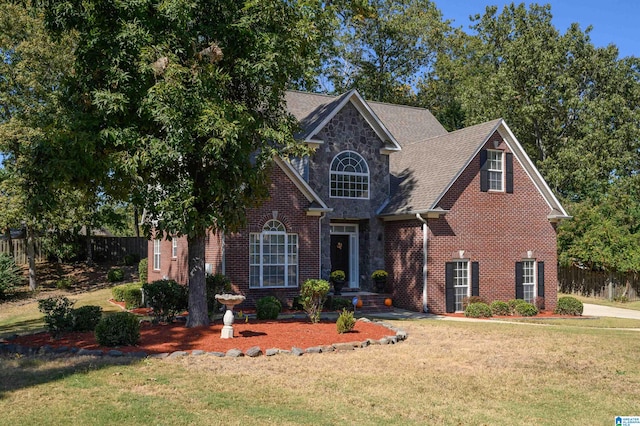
<box><xmin>559</xmin><ymin>292</ymin><xmax>640</xmax><ymax>311</ymax></box>
<box><xmin>2</xmin><ymin>292</ymin><xmax>640</xmax><ymax>425</ymax></box>
<box><xmin>499</xmin><ymin>316</ymin><xmax>640</xmax><ymax>328</ymax></box>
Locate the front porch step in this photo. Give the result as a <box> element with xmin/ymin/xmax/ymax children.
<box><xmin>330</xmin><ymin>291</ymin><xmax>394</xmax><ymax>312</ymax></box>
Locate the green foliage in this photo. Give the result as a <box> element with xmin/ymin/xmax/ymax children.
<box><xmin>95</xmin><ymin>312</ymin><xmax>140</xmax><ymax>347</ymax></box>
<box><xmin>371</xmin><ymin>270</ymin><xmax>388</xmax><ymax>280</ymax></box>
<box><xmin>330</xmin><ymin>270</ymin><xmax>345</xmax><ymax>281</ymax></box>
<box><xmin>138</xmin><ymin>258</ymin><xmax>148</xmax><ymax>284</ymax></box>
<box><xmin>56</xmin><ymin>277</ymin><xmax>74</xmax><ymax>290</ymax></box>
<box><xmin>300</xmin><ymin>279</ymin><xmax>330</xmax><ymax>323</ymax></box>
<box><xmin>555</xmin><ymin>296</ymin><xmax>584</xmax><ymax>316</ymax></box>
<box><xmin>462</xmin><ymin>296</ymin><xmax>486</xmax><ymax>310</ymax></box>
<box><xmin>490</xmin><ymin>301</ymin><xmax>511</xmax><ymax>316</ymax></box>
<box><xmin>327</xmin><ymin>296</ymin><xmax>353</xmax><ymax>311</ymax></box>
<box><xmin>206</xmin><ymin>273</ymin><xmax>232</xmax><ymax>316</ymax></box>
<box><xmin>0</xmin><ymin>253</ymin><xmax>21</xmax><ymax>299</ymax></box>
<box><xmin>142</xmin><ymin>279</ymin><xmax>188</xmax><ymax>323</ymax></box>
<box><xmin>72</xmin><ymin>305</ymin><xmax>103</xmax><ymax>332</ymax></box>
<box><xmin>336</xmin><ymin>308</ymin><xmax>356</xmax><ymax>334</ymax></box>
<box><xmin>256</xmin><ymin>296</ymin><xmax>282</xmax><ymax>320</ymax></box>
<box><xmin>38</xmin><ymin>296</ymin><xmax>74</xmax><ymax>337</ymax></box>
<box><xmin>514</xmin><ymin>302</ymin><xmax>538</xmax><ymax>317</ymax></box>
<box><xmin>107</xmin><ymin>267</ymin><xmax>125</xmax><ymax>283</ymax></box>
<box><xmin>123</xmin><ymin>284</ymin><xmax>143</xmax><ymax>310</ymax></box>
<box><xmin>464</xmin><ymin>302</ymin><xmax>493</xmax><ymax>318</ymax></box>
<box><xmin>507</xmin><ymin>299</ymin><xmax>528</xmax><ymax>315</ymax></box>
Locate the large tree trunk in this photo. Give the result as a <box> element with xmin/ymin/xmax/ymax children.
<box><xmin>134</xmin><ymin>208</ymin><xmax>140</xmax><ymax>238</ymax></box>
<box><xmin>186</xmin><ymin>232</ymin><xmax>209</xmax><ymax>327</ymax></box>
<box><xmin>26</xmin><ymin>224</ymin><xmax>37</xmax><ymax>291</ymax></box>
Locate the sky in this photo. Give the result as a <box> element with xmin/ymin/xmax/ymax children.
<box><xmin>437</xmin><ymin>0</ymin><xmax>639</xmax><ymax>58</ymax></box>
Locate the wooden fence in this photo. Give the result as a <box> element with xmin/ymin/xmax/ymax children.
<box><xmin>558</xmin><ymin>265</ymin><xmax>640</xmax><ymax>301</ymax></box>
<box><xmin>0</xmin><ymin>237</ymin><xmax>147</xmax><ymax>264</ymax></box>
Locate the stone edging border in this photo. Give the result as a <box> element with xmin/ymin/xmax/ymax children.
<box><xmin>0</xmin><ymin>318</ymin><xmax>407</xmax><ymax>360</ymax></box>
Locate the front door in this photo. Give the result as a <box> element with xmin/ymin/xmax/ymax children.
<box><xmin>330</xmin><ymin>234</ymin><xmax>350</xmax><ymax>283</ymax></box>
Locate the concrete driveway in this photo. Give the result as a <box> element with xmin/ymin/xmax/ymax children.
<box><xmin>583</xmin><ymin>303</ymin><xmax>640</xmax><ymax>320</ymax></box>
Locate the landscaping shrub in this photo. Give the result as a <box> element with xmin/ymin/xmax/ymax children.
<box><xmin>464</xmin><ymin>302</ymin><xmax>493</xmax><ymax>318</ymax></box>
<box><xmin>0</xmin><ymin>253</ymin><xmax>21</xmax><ymax>300</ymax></box>
<box><xmin>291</xmin><ymin>296</ymin><xmax>304</xmax><ymax>311</ymax></box>
<box><xmin>123</xmin><ymin>284</ymin><xmax>143</xmax><ymax>309</ymax></box>
<box><xmin>256</xmin><ymin>295</ymin><xmax>282</xmax><ymax>320</ymax></box>
<box><xmin>555</xmin><ymin>296</ymin><xmax>584</xmax><ymax>316</ymax></box>
<box><xmin>138</xmin><ymin>258</ymin><xmax>148</xmax><ymax>284</ymax></box>
<box><xmin>112</xmin><ymin>284</ymin><xmax>127</xmax><ymax>302</ymax></box>
<box><xmin>142</xmin><ymin>279</ymin><xmax>188</xmax><ymax>322</ymax></box>
<box><xmin>56</xmin><ymin>277</ymin><xmax>74</xmax><ymax>290</ymax></box>
<box><xmin>534</xmin><ymin>296</ymin><xmax>545</xmax><ymax>311</ymax></box>
<box><xmin>38</xmin><ymin>296</ymin><xmax>74</xmax><ymax>337</ymax></box>
<box><xmin>95</xmin><ymin>312</ymin><xmax>140</xmax><ymax>346</ymax></box>
<box><xmin>327</xmin><ymin>296</ymin><xmax>353</xmax><ymax>311</ymax></box>
<box><xmin>462</xmin><ymin>296</ymin><xmax>486</xmax><ymax>310</ymax></box>
<box><xmin>107</xmin><ymin>267</ymin><xmax>125</xmax><ymax>282</ymax></box>
<box><xmin>72</xmin><ymin>305</ymin><xmax>103</xmax><ymax>332</ymax></box>
<box><xmin>336</xmin><ymin>308</ymin><xmax>356</xmax><ymax>333</ymax></box>
<box><xmin>507</xmin><ymin>299</ymin><xmax>527</xmax><ymax>315</ymax></box>
<box><xmin>514</xmin><ymin>302</ymin><xmax>538</xmax><ymax>317</ymax></box>
<box><xmin>206</xmin><ymin>273</ymin><xmax>232</xmax><ymax>317</ymax></box>
<box><xmin>300</xmin><ymin>279</ymin><xmax>330</xmax><ymax>323</ymax></box>
<box><xmin>490</xmin><ymin>300</ymin><xmax>510</xmax><ymax>316</ymax></box>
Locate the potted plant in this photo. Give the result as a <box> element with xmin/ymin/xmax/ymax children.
<box><xmin>371</xmin><ymin>270</ymin><xmax>388</xmax><ymax>293</ymax></box>
<box><xmin>330</xmin><ymin>270</ymin><xmax>346</xmax><ymax>295</ymax></box>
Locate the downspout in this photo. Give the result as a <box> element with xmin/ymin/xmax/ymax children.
<box><xmin>415</xmin><ymin>213</ymin><xmax>429</xmax><ymax>313</ymax></box>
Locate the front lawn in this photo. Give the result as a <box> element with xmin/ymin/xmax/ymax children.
<box><xmin>559</xmin><ymin>292</ymin><xmax>640</xmax><ymax>312</ymax></box>
<box><xmin>1</xmin><ymin>298</ymin><xmax>639</xmax><ymax>425</ymax></box>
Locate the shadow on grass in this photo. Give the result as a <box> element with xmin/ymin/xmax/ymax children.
<box><xmin>0</xmin><ymin>354</ymin><xmax>141</xmax><ymax>399</ymax></box>
<box><xmin>0</xmin><ymin>318</ymin><xmax>45</xmax><ymax>338</ymax></box>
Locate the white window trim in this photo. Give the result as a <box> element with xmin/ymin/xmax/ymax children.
<box><xmin>453</xmin><ymin>260</ymin><xmax>470</xmax><ymax>312</ymax></box>
<box><xmin>329</xmin><ymin>223</ymin><xmax>359</xmax><ymax>289</ymax></box>
<box><xmin>171</xmin><ymin>238</ymin><xmax>178</xmax><ymax>258</ymax></box>
<box><xmin>249</xmin><ymin>220</ymin><xmax>298</xmax><ymax>289</ymax></box>
<box><xmin>522</xmin><ymin>259</ymin><xmax>537</xmax><ymax>304</ymax></box>
<box><xmin>487</xmin><ymin>149</ymin><xmax>504</xmax><ymax>192</ymax></box>
<box><xmin>153</xmin><ymin>239</ymin><xmax>161</xmax><ymax>271</ymax></box>
<box><xmin>329</xmin><ymin>150</ymin><xmax>370</xmax><ymax>200</ymax></box>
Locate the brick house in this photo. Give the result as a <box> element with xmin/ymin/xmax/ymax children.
<box><xmin>148</xmin><ymin>90</ymin><xmax>569</xmax><ymax>314</ymax></box>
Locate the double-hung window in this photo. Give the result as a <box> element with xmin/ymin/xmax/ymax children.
<box><xmin>249</xmin><ymin>220</ymin><xmax>298</xmax><ymax>288</ymax></box>
<box><xmin>153</xmin><ymin>239</ymin><xmax>161</xmax><ymax>270</ymax></box>
<box><xmin>522</xmin><ymin>260</ymin><xmax>536</xmax><ymax>303</ymax></box>
<box><xmin>330</xmin><ymin>151</ymin><xmax>369</xmax><ymax>199</ymax></box>
<box><xmin>453</xmin><ymin>261</ymin><xmax>470</xmax><ymax>312</ymax></box>
<box><xmin>172</xmin><ymin>238</ymin><xmax>178</xmax><ymax>258</ymax></box>
<box><xmin>487</xmin><ymin>150</ymin><xmax>503</xmax><ymax>191</ymax></box>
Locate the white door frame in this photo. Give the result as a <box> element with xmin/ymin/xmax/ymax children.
<box><xmin>330</xmin><ymin>223</ymin><xmax>359</xmax><ymax>289</ymax></box>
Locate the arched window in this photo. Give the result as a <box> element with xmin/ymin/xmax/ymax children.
<box><xmin>330</xmin><ymin>151</ymin><xmax>369</xmax><ymax>199</ymax></box>
<box><xmin>249</xmin><ymin>220</ymin><xmax>298</xmax><ymax>288</ymax></box>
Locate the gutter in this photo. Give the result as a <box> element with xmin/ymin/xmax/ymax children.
<box><xmin>415</xmin><ymin>213</ymin><xmax>429</xmax><ymax>313</ymax></box>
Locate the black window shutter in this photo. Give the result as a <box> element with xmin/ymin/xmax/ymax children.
<box><xmin>480</xmin><ymin>150</ymin><xmax>489</xmax><ymax>192</ymax></box>
<box><xmin>505</xmin><ymin>153</ymin><xmax>513</xmax><ymax>193</ymax></box>
<box><xmin>445</xmin><ymin>262</ymin><xmax>455</xmax><ymax>313</ymax></box>
<box><xmin>537</xmin><ymin>261</ymin><xmax>545</xmax><ymax>297</ymax></box>
<box><xmin>471</xmin><ymin>262</ymin><xmax>479</xmax><ymax>296</ymax></box>
<box><xmin>515</xmin><ymin>262</ymin><xmax>524</xmax><ymax>299</ymax></box>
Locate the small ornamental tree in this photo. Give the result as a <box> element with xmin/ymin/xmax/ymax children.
<box><xmin>300</xmin><ymin>279</ymin><xmax>330</xmax><ymax>323</ymax></box>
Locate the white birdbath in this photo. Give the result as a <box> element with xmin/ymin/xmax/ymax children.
<box><xmin>215</xmin><ymin>294</ymin><xmax>246</xmax><ymax>339</ymax></box>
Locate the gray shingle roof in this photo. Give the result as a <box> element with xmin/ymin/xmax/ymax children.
<box><xmin>383</xmin><ymin>119</ymin><xmax>503</xmax><ymax>215</ymax></box>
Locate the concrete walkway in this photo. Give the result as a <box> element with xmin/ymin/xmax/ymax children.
<box><xmin>582</xmin><ymin>303</ymin><xmax>640</xmax><ymax>320</ymax></box>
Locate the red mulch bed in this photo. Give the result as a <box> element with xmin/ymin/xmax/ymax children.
<box><xmin>9</xmin><ymin>319</ymin><xmax>394</xmax><ymax>355</ymax></box>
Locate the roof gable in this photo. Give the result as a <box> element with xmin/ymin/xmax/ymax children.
<box><xmin>273</xmin><ymin>157</ymin><xmax>331</xmax><ymax>216</ymax></box>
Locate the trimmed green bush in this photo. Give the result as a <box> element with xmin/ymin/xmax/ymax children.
<box><xmin>555</xmin><ymin>296</ymin><xmax>584</xmax><ymax>316</ymax></box>
<box><xmin>0</xmin><ymin>253</ymin><xmax>21</xmax><ymax>299</ymax></box>
<box><xmin>507</xmin><ymin>299</ymin><xmax>527</xmax><ymax>315</ymax></box>
<box><xmin>72</xmin><ymin>305</ymin><xmax>103</xmax><ymax>332</ymax></box>
<box><xmin>300</xmin><ymin>279</ymin><xmax>330</xmax><ymax>323</ymax></box>
<box><xmin>327</xmin><ymin>296</ymin><xmax>353</xmax><ymax>311</ymax></box>
<box><xmin>38</xmin><ymin>296</ymin><xmax>75</xmax><ymax>337</ymax></box>
<box><xmin>123</xmin><ymin>254</ymin><xmax>139</xmax><ymax>266</ymax></box>
<box><xmin>464</xmin><ymin>302</ymin><xmax>493</xmax><ymax>318</ymax></box>
<box><xmin>206</xmin><ymin>273</ymin><xmax>232</xmax><ymax>316</ymax></box>
<box><xmin>107</xmin><ymin>267</ymin><xmax>125</xmax><ymax>282</ymax></box>
<box><xmin>142</xmin><ymin>279</ymin><xmax>188</xmax><ymax>322</ymax></box>
<box><xmin>256</xmin><ymin>296</ymin><xmax>282</xmax><ymax>320</ymax></box>
<box><xmin>462</xmin><ymin>296</ymin><xmax>486</xmax><ymax>310</ymax></box>
<box><xmin>138</xmin><ymin>258</ymin><xmax>148</xmax><ymax>284</ymax></box>
<box><xmin>56</xmin><ymin>277</ymin><xmax>74</xmax><ymax>290</ymax></box>
<box><xmin>490</xmin><ymin>300</ymin><xmax>510</xmax><ymax>316</ymax></box>
<box><xmin>336</xmin><ymin>308</ymin><xmax>356</xmax><ymax>333</ymax></box>
<box><xmin>95</xmin><ymin>312</ymin><xmax>140</xmax><ymax>346</ymax></box>
<box><xmin>514</xmin><ymin>302</ymin><xmax>538</xmax><ymax>316</ymax></box>
<box><xmin>123</xmin><ymin>284</ymin><xmax>143</xmax><ymax>309</ymax></box>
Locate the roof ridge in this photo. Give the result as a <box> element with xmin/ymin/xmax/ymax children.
<box><xmin>402</xmin><ymin>118</ymin><xmax>503</xmax><ymax>147</ymax></box>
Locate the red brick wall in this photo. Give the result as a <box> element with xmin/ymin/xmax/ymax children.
<box><xmin>224</xmin><ymin>164</ymin><xmax>320</xmax><ymax>309</ymax></box>
<box><xmin>147</xmin><ymin>232</ymin><xmax>189</xmax><ymax>285</ymax></box>
<box><xmin>428</xmin><ymin>132</ymin><xmax>558</xmax><ymax>313</ymax></box>
<box><xmin>385</xmin><ymin>220</ymin><xmax>424</xmax><ymax>311</ymax></box>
